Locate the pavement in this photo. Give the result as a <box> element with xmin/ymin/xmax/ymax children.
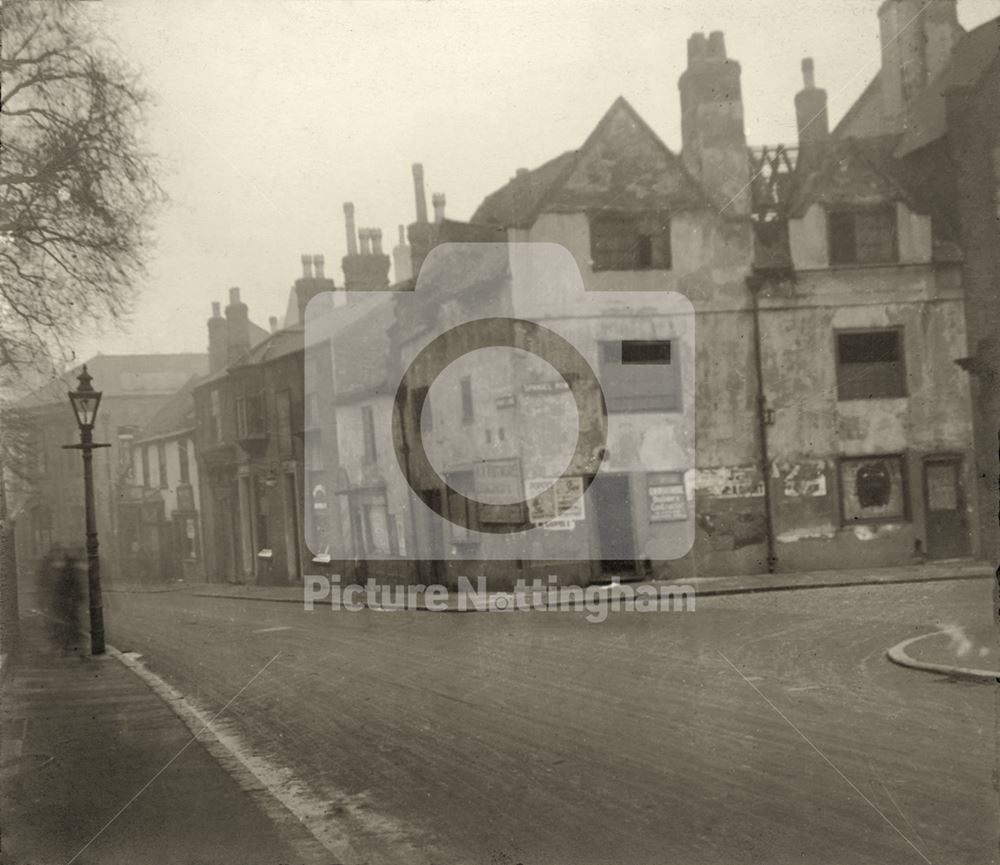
<box><xmin>179</xmin><ymin>557</ymin><xmax>996</xmax><ymax>611</ymax></box>
<box><xmin>0</xmin><ymin>614</ymin><xmax>329</xmax><ymax>865</ymax></box>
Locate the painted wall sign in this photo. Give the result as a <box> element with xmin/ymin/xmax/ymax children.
<box><xmin>522</xmin><ymin>380</ymin><xmax>570</xmax><ymax>395</ymax></box>
<box><xmin>474</xmin><ymin>458</ymin><xmax>522</xmax><ymax>502</ymax></box>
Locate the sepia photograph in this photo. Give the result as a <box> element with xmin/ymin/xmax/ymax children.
<box><xmin>1</xmin><ymin>1</ymin><xmax>998</xmax><ymax>863</ymax></box>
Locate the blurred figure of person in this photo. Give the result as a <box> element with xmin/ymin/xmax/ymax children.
<box><xmin>41</xmin><ymin>545</ymin><xmax>83</xmax><ymax>652</ymax></box>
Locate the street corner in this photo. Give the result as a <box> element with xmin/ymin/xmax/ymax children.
<box><xmin>887</xmin><ymin>624</ymin><xmax>999</xmax><ymax>683</ymax></box>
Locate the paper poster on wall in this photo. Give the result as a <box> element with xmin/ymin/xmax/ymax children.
<box><xmin>648</xmin><ymin>471</ymin><xmax>688</xmax><ymax>522</ymax></box>
<box><xmin>525</xmin><ymin>476</ymin><xmax>584</xmax><ymax>527</ymax></box>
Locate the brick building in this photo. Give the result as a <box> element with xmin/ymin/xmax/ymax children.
<box><xmin>12</xmin><ymin>353</ymin><xmax>208</xmax><ymax>586</ymax></box>
<box><xmin>310</xmin><ymin>19</ymin><xmax>987</xmax><ymax>584</ymax></box>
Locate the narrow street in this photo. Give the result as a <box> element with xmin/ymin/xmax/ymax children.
<box><xmin>100</xmin><ymin>578</ymin><xmax>996</xmax><ymax>865</ymax></box>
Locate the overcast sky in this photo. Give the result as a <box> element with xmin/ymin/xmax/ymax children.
<box><xmin>73</xmin><ymin>0</ymin><xmax>1000</xmax><ymax>362</ymax></box>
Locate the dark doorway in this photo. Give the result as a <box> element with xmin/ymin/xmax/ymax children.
<box><xmin>591</xmin><ymin>473</ymin><xmax>637</xmax><ymax>575</ymax></box>
<box><xmin>923</xmin><ymin>456</ymin><xmax>969</xmax><ymax>560</ymax></box>
<box><xmin>419</xmin><ymin>488</ymin><xmax>445</xmax><ymax>582</ymax></box>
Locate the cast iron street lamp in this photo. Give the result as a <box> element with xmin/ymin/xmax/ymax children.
<box><xmin>64</xmin><ymin>365</ymin><xmax>111</xmax><ymax>655</ymax></box>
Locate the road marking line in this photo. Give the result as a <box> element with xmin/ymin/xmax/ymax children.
<box><xmin>717</xmin><ymin>650</ymin><xmax>933</xmax><ymax>865</ymax></box>
<box><xmin>786</xmin><ymin>684</ymin><xmax>821</xmax><ymax>692</ymax></box>
<box><xmin>252</xmin><ymin>626</ymin><xmax>292</xmax><ymax>633</ymax></box>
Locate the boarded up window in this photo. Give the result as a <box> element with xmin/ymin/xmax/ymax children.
<box><xmin>590</xmin><ymin>212</ymin><xmax>671</xmax><ymax>271</ymax></box>
<box><xmin>836</xmin><ymin>329</ymin><xmax>906</xmax><ymax>400</ymax></box>
<box><xmin>839</xmin><ymin>455</ymin><xmax>908</xmax><ymax>523</ymax></box>
<box><xmin>827</xmin><ymin>207</ymin><xmax>897</xmax><ymax>265</ymax></box>
<box><xmin>599</xmin><ymin>339</ymin><xmax>679</xmax><ymax>412</ymax></box>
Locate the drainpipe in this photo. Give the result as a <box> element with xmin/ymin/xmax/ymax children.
<box><xmin>747</xmin><ymin>273</ymin><xmax>777</xmax><ymax>573</ymax></box>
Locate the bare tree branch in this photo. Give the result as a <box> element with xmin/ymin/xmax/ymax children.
<box><xmin>0</xmin><ymin>0</ymin><xmax>163</xmax><ymax>387</ymax></box>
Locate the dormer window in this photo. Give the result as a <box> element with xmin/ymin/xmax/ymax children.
<box><xmin>590</xmin><ymin>211</ymin><xmax>671</xmax><ymax>271</ymax></box>
<box><xmin>827</xmin><ymin>205</ymin><xmax>897</xmax><ymax>266</ymax></box>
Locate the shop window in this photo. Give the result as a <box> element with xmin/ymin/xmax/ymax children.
<box><xmin>839</xmin><ymin>455</ymin><xmax>909</xmax><ymax>524</ymax></box>
<box><xmin>599</xmin><ymin>339</ymin><xmax>680</xmax><ymax>412</ymax></box>
<box><xmin>590</xmin><ymin>211</ymin><xmax>671</xmax><ymax>271</ymax></box>
<box><xmin>836</xmin><ymin>328</ymin><xmax>906</xmax><ymax>400</ymax></box>
<box><xmin>827</xmin><ymin>206</ymin><xmax>897</xmax><ymax>265</ymax></box>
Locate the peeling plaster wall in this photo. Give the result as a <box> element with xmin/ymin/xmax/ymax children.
<box><xmin>527</xmin><ymin>211</ymin><xmax>768</xmax><ymax>577</ymax></box>
<box><xmin>757</xmin><ymin>257</ymin><xmax>977</xmax><ymax>570</ymax></box>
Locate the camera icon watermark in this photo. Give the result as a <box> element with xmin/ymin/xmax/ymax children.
<box><xmin>303</xmin><ymin>242</ymin><xmax>695</xmax><ymax>567</ymax></box>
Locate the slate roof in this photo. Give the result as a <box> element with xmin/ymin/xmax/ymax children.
<box><xmin>134</xmin><ymin>374</ymin><xmax>202</xmax><ymax>442</ymax></box>
<box><xmin>17</xmin><ymin>354</ymin><xmax>209</xmax><ymax>409</ymax></box>
<box><xmin>471</xmin><ymin>96</ymin><xmax>708</xmax><ymax>230</ymax></box>
<box><xmin>784</xmin><ymin>133</ymin><xmax>960</xmax><ymax>251</ymax></box>
<box><xmin>787</xmin><ymin>135</ymin><xmax>918</xmax><ymax>216</ymax></box>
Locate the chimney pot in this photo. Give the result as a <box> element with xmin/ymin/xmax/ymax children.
<box><xmin>211</xmin><ymin>301</ymin><xmax>221</xmax><ymax>318</ymax></box>
<box><xmin>359</xmin><ymin>228</ymin><xmax>372</xmax><ymax>255</ymax></box>
<box><xmin>687</xmin><ymin>32</ymin><xmax>708</xmax><ymax>63</ymax></box>
<box><xmin>412</xmin><ymin>163</ymin><xmax>428</xmax><ymax>224</ymax></box>
<box><xmin>343</xmin><ymin>202</ymin><xmax>358</xmax><ymax>256</ymax></box>
<box><xmin>301</xmin><ymin>255</ymin><xmax>313</xmax><ymax>279</ymax></box>
<box><xmin>432</xmin><ymin>192</ymin><xmax>446</xmax><ymax>223</ymax></box>
<box><xmin>802</xmin><ymin>57</ymin><xmax>815</xmax><ymax>89</ymax></box>
<box><xmin>313</xmin><ymin>254</ymin><xmax>325</xmax><ymax>278</ymax></box>
<box><xmin>228</xmin><ymin>286</ymin><xmax>241</xmax><ymax>305</ymax></box>
<box><xmin>371</xmin><ymin>229</ymin><xmax>383</xmax><ymax>256</ymax></box>
<box><xmin>707</xmin><ymin>31</ymin><xmax>726</xmax><ymax>59</ymax></box>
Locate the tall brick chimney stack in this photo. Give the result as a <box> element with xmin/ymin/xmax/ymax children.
<box><xmin>224</xmin><ymin>287</ymin><xmax>251</xmax><ymax>365</ymax></box>
<box><xmin>342</xmin><ymin>211</ymin><xmax>391</xmax><ymax>292</ymax></box>
<box><xmin>408</xmin><ymin>162</ymin><xmax>433</xmax><ymax>281</ymax></box>
<box><xmin>294</xmin><ymin>254</ymin><xmax>335</xmax><ymax>325</ymax></box>
<box><xmin>878</xmin><ymin>0</ymin><xmax>962</xmax><ymax>125</ymax></box>
<box><xmin>412</xmin><ymin>163</ymin><xmax>428</xmax><ymax>224</ymax></box>
<box><xmin>392</xmin><ymin>224</ymin><xmax>413</xmax><ymax>283</ymax></box>
<box><xmin>343</xmin><ymin>202</ymin><xmax>358</xmax><ymax>256</ymax></box>
<box><xmin>207</xmin><ymin>301</ymin><xmax>227</xmax><ymax>373</ymax></box>
<box><xmin>432</xmin><ymin>193</ymin><xmax>446</xmax><ymax>223</ymax></box>
<box><xmin>678</xmin><ymin>30</ymin><xmax>750</xmax><ymax>213</ymax></box>
<box><xmin>795</xmin><ymin>58</ymin><xmax>829</xmax><ymax>143</ymax></box>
